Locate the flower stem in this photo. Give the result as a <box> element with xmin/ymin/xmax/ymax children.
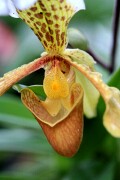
<box><xmin>87</xmin><ymin>49</ymin><xmax>110</xmax><ymax>70</ymax></box>
<box><xmin>88</xmin><ymin>0</ymin><xmax>120</xmax><ymax>73</ymax></box>
<box><xmin>109</xmin><ymin>0</ymin><xmax>120</xmax><ymax>73</ymax></box>
<box><xmin>69</xmin><ymin>0</ymin><xmax>120</xmax><ymax>73</ymax></box>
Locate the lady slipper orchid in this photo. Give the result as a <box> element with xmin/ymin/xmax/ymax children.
<box><xmin>0</xmin><ymin>0</ymin><xmax>120</xmax><ymax>157</ymax></box>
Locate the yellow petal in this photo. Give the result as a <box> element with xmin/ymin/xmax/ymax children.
<box><xmin>41</xmin><ymin>98</ymin><xmax>61</xmax><ymax>117</ymax></box>
<box><xmin>0</xmin><ymin>56</ymin><xmax>49</xmax><ymax>96</ymax></box>
<box><xmin>61</xmin><ymin>83</ymin><xmax>83</xmax><ymax>110</ymax></box>
<box><xmin>21</xmin><ymin>83</ymin><xmax>83</xmax><ymax>127</ymax></box>
<box><xmin>43</xmin><ymin>65</ymin><xmax>69</xmax><ymax>99</ymax></box>
<box><xmin>64</xmin><ymin>53</ymin><xmax>120</xmax><ymax>137</ymax></box>
<box><xmin>16</xmin><ymin>0</ymin><xmax>76</xmax><ymax>54</ymax></box>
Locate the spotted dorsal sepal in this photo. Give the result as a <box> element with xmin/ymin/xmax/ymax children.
<box><xmin>17</xmin><ymin>0</ymin><xmax>75</xmax><ymax>54</ymax></box>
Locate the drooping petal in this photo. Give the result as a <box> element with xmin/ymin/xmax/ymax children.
<box><xmin>64</xmin><ymin>49</ymin><xmax>99</xmax><ymax>118</ymax></box>
<box><xmin>14</xmin><ymin>0</ymin><xmax>84</xmax><ymax>54</ymax></box>
<box><xmin>37</xmin><ymin>99</ymin><xmax>83</xmax><ymax>157</ymax></box>
<box><xmin>64</xmin><ymin>53</ymin><xmax>120</xmax><ymax>137</ymax></box>
<box><xmin>0</xmin><ymin>55</ymin><xmax>50</xmax><ymax>96</ymax></box>
<box><xmin>20</xmin><ymin>83</ymin><xmax>83</xmax><ymax>127</ymax></box>
<box><xmin>103</xmin><ymin>87</ymin><xmax>120</xmax><ymax>137</ymax></box>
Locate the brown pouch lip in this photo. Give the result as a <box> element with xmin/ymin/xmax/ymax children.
<box><xmin>36</xmin><ymin>100</ymin><xmax>83</xmax><ymax>157</ymax></box>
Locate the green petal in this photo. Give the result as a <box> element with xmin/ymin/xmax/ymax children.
<box><xmin>64</xmin><ymin>52</ymin><xmax>120</xmax><ymax>137</ymax></box>
<box><xmin>64</xmin><ymin>49</ymin><xmax>99</xmax><ymax>118</ymax></box>
<box><xmin>75</xmin><ymin>69</ymin><xmax>99</xmax><ymax>118</ymax></box>
<box><xmin>17</xmin><ymin>0</ymin><xmax>76</xmax><ymax>54</ymax></box>
<box><xmin>64</xmin><ymin>49</ymin><xmax>96</xmax><ymax>70</ymax></box>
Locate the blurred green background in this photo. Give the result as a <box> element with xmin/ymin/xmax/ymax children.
<box><xmin>0</xmin><ymin>0</ymin><xmax>120</xmax><ymax>179</ymax></box>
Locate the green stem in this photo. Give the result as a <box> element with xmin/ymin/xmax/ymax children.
<box><xmin>109</xmin><ymin>0</ymin><xmax>120</xmax><ymax>73</ymax></box>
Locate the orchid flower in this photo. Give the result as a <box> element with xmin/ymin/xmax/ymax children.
<box><xmin>0</xmin><ymin>0</ymin><xmax>120</xmax><ymax>157</ymax></box>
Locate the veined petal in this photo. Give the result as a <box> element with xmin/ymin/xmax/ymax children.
<box><xmin>15</xmin><ymin>0</ymin><xmax>84</xmax><ymax>54</ymax></box>
<box><xmin>64</xmin><ymin>54</ymin><xmax>120</xmax><ymax>137</ymax></box>
<box><xmin>0</xmin><ymin>55</ymin><xmax>50</xmax><ymax>96</ymax></box>
<box><xmin>20</xmin><ymin>84</ymin><xmax>83</xmax><ymax>127</ymax></box>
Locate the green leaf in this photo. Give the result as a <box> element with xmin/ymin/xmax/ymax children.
<box><xmin>13</xmin><ymin>84</ymin><xmax>46</xmax><ymax>100</ymax></box>
<box><xmin>108</xmin><ymin>68</ymin><xmax>120</xmax><ymax>89</ymax></box>
<box><xmin>0</xmin><ymin>128</ymin><xmax>53</xmax><ymax>154</ymax></box>
<box><xmin>0</xmin><ymin>95</ymin><xmax>38</xmax><ymax>128</ymax></box>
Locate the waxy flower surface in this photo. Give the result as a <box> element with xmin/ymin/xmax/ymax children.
<box><xmin>0</xmin><ymin>0</ymin><xmax>120</xmax><ymax>157</ymax></box>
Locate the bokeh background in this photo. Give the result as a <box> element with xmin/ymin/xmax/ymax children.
<box><xmin>0</xmin><ymin>0</ymin><xmax>120</xmax><ymax>179</ymax></box>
